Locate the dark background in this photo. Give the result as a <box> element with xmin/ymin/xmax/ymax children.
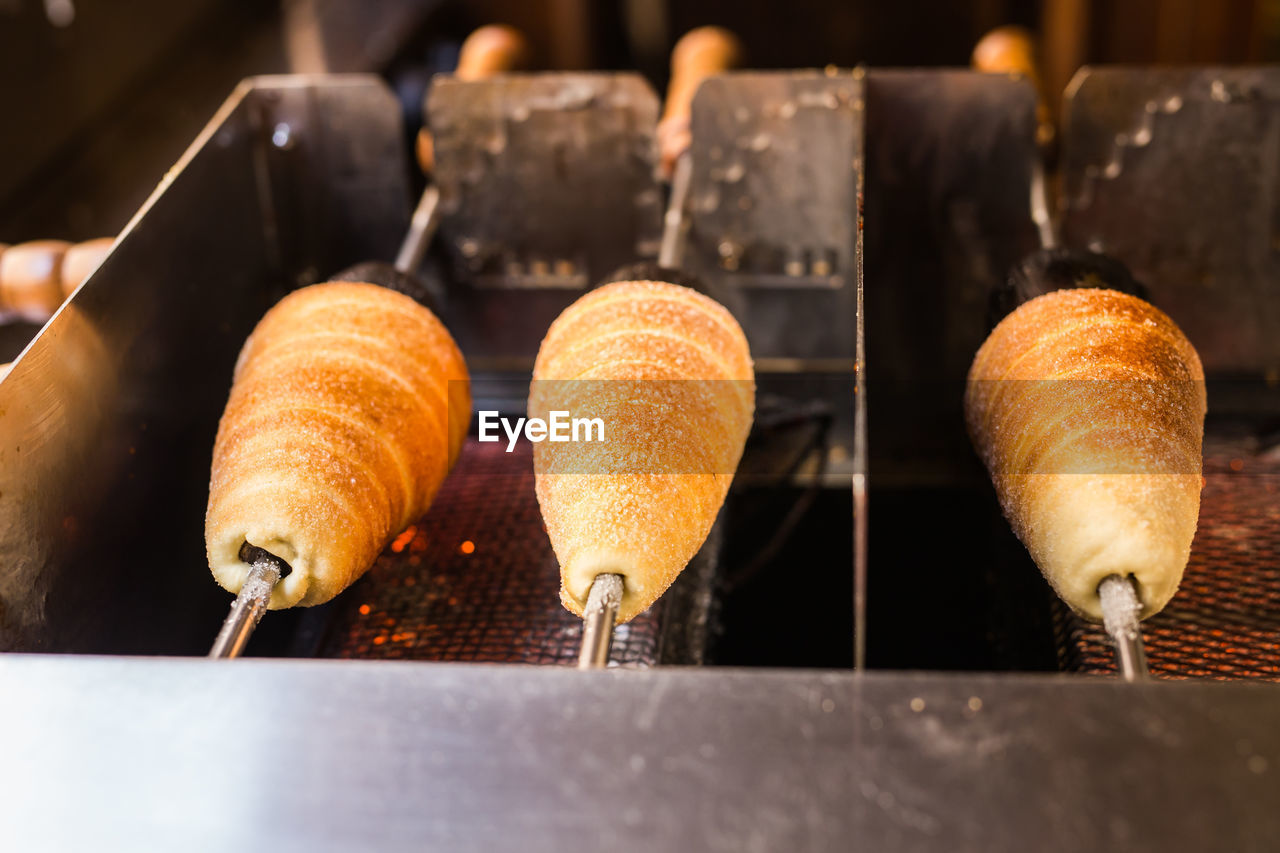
<box><xmin>2</xmin><ymin>0</ymin><xmax>1276</xmax><ymax>242</ymax></box>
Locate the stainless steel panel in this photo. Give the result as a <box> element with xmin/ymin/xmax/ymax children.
<box><xmin>862</xmin><ymin>70</ymin><xmax>1041</xmax><ymax>488</ymax></box>
<box><xmin>1</xmin><ymin>658</ymin><xmax>1277</xmax><ymax>852</ymax></box>
<box><xmin>0</xmin><ymin>76</ymin><xmax>410</xmax><ymax>653</ymax></box>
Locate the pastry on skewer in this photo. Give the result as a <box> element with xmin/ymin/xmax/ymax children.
<box><xmin>532</xmin><ymin>280</ymin><xmax>754</xmax><ymax>624</ymax></box>
<box><xmin>206</xmin><ymin>281</ymin><xmax>469</xmax><ymax>608</ymax></box>
<box><xmin>965</xmin><ymin>287</ymin><xmax>1205</xmax><ymax>620</ymax></box>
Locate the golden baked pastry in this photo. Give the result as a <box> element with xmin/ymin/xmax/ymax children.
<box><xmin>965</xmin><ymin>288</ymin><xmax>1205</xmax><ymax>620</ymax></box>
<box><xmin>206</xmin><ymin>281</ymin><xmax>469</xmax><ymax>608</ymax></box>
<box><xmin>532</xmin><ymin>280</ymin><xmax>754</xmax><ymax>623</ymax></box>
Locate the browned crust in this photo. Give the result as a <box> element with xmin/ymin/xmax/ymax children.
<box><xmin>964</xmin><ymin>288</ymin><xmax>1206</xmax><ymax>620</ymax></box>
<box><xmin>206</xmin><ymin>281</ymin><xmax>470</xmax><ymax>608</ymax></box>
<box><xmin>532</xmin><ymin>281</ymin><xmax>754</xmax><ymax>623</ymax></box>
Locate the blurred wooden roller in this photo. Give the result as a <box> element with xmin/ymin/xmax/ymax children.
<box><xmin>0</xmin><ymin>237</ymin><xmax>113</xmax><ymax>319</ymax></box>
<box><xmin>972</xmin><ymin>25</ymin><xmax>1054</xmax><ymax>148</ymax></box>
<box><xmin>206</xmin><ymin>281</ymin><xmax>470</xmax><ymax>609</ymax></box>
<box><xmin>415</xmin><ymin>24</ymin><xmax>530</xmax><ymax>174</ymax></box>
<box><xmin>60</xmin><ymin>237</ymin><xmax>114</xmax><ymax>298</ymax></box>
<box><xmin>0</xmin><ymin>239</ymin><xmax>69</xmax><ymax>319</ymax></box>
<box><xmin>965</xmin><ymin>288</ymin><xmax>1206</xmax><ymax>621</ymax></box>
<box><xmin>531</xmin><ymin>280</ymin><xmax>754</xmax><ymax>624</ymax></box>
<box><xmin>656</xmin><ymin>26</ymin><xmax>744</xmax><ymax>179</ymax></box>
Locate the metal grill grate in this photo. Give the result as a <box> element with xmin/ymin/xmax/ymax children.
<box><xmin>1058</xmin><ymin>433</ymin><xmax>1280</xmax><ymax>680</ymax></box>
<box><xmin>318</xmin><ymin>439</ymin><xmax>665</xmax><ymax>665</ymax></box>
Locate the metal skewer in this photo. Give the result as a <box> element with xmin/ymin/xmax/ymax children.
<box><xmin>1099</xmin><ymin>574</ymin><xmax>1149</xmax><ymax>681</ymax></box>
<box><xmin>209</xmin><ymin>551</ymin><xmax>285</xmax><ymax>658</ymax></box>
<box><xmin>1029</xmin><ymin>156</ymin><xmax>1058</xmax><ymax>250</ymax></box>
<box><xmin>394</xmin><ymin>25</ymin><xmax>528</xmax><ymax>278</ymax></box>
<box><xmin>578</xmin><ymin>573</ymin><xmax>624</xmax><ymax>669</ymax></box>
<box><xmin>972</xmin><ymin>27</ymin><xmax>1058</xmax><ymax>251</ymax></box>
<box><xmin>659</xmin><ymin>153</ymin><xmax>693</xmax><ymax>269</ymax></box>
<box><xmin>656</xmin><ymin>27</ymin><xmax>741</xmax><ymax>270</ymax></box>
<box><xmin>393</xmin><ymin>184</ymin><xmax>442</xmax><ymax>276</ymax></box>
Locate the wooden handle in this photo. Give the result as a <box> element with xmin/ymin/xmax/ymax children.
<box><xmin>416</xmin><ymin>24</ymin><xmax>531</xmax><ymax>174</ymax></box>
<box><xmin>972</xmin><ymin>25</ymin><xmax>1054</xmax><ymax>147</ymax></box>
<box><xmin>455</xmin><ymin>24</ymin><xmax>530</xmax><ymax>81</ymax></box>
<box><xmin>657</xmin><ymin>26</ymin><xmax>744</xmax><ymax>178</ymax></box>
<box><xmin>972</xmin><ymin>25</ymin><xmax>1038</xmax><ymax>79</ymax></box>
<box><xmin>0</xmin><ymin>237</ymin><xmax>113</xmax><ymax>318</ymax></box>
<box><xmin>0</xmin><ymin>239</ymin><xmax>70</xmax><ymax>319</ymax></box>
<box><xmin>60</xmin><ymin>237</ymin><xmax>113</xmax><ymax>298</ymax></box>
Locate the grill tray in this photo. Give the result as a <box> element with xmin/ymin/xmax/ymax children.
<box><xmin>1058</xmin><ymin>432</ymin><xmax>1280</xmax><ymax>680</ymax></box>
<box><xmin>315</xmin><ymin>438</ymin><xmax>668</xmax><ymax>665</ymax></box>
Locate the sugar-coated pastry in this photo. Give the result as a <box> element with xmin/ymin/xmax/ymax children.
<box><xmin>532</xmin><ymin>280</ymin><xmax>754</xmax><ymax>623</ymax></box>
<box><xmin>206</xmin><ymin>281</ymin><xmax>469</xmax><ymax>608</ymax></box>
<box><xmin>965</xmin><ymin>288</ymin><xmax>1205</xmax><ymax>620</ymax></box>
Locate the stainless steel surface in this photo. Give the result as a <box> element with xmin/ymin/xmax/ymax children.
<box><xmin>852</xmin><ymin>109</ymin><xmax>868</xmax><ymax>671</ymax></box>
<box><xmin>1098</xmin><ymin>574</ymin><xmax>1149</xmax><ymax>682</ymax></box>
<box><xmin>1060</xmin><ymin>66</ymin><xmax>1280</xmax><ymax>375</ymax></box>
<box><xmin>3</xmin><ymin>658</ymin><xmax>1280</xmax><ymax>852</ymax></box>
<box><xmin>858</xmin><ymin>72</ymin><xmax>1056</xmax><ymax>672</ymax></box>
<box><xmin>659</xmin><ymin>153</ymin><xmax>693</xmax><ymax>269</ymax></box>
<box><xmin>0</xmin><ymin>75</ymin><xmax>409</xmax><ymax>653</ymax></box>
<box><xmin>428</xmin><ymin>73</ymin><xmax>663</xmax><ymax>363</ymax></box>
<box><xmin>208</xmin><ymin>557</ymin><xmax>282</xmax><ymax>659</ymax></box>
<box><xmin>862</xmin><ymin>70</ymin><xmax>1040</xmax><ymax>489</ymax></box>
<box><xmin>578</xmin><ymin>573</ymin><xmax>623</xmax><ymax>669</ymax></box>
<box><xmin>393</xmin><ymin>183</ymin><xmax>441</xmax><ymax>274</ymax></box>
<box><xmin>687</xmin><ymin>70</ymin><xmax>863</xmax><ymax>362</ymax></box>
<box><xmin>681</xmin><ymin>69</ymin><xmax>866</xmax><ymax>636</ymax></box>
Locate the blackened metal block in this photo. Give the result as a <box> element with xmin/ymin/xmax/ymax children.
<box><xmin>687</xmin><ymin>70</ymin><xmax>864</xmax><ymax>364</ymax></box>
<box><xmin>428</xmin><ymin>73</ymin><xmax>663</xmax><ymax>365</ymax></box>
<box><xmin>1060</xmin><ymin>66</ymin><xmax>1280</xmax><ymax>376</ymax></box>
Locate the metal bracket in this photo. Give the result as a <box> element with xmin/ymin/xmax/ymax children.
<box><xmin>428</xmin><ymin>73</ymin><xmax>662</xmax><ymax>364</ymax></box>
<box><xmin>1060</xmin><ymin>66</ymin><xmax>1280</xmax><ymax>375</ymax></box>
<box><xmin>687</xmin><ymin>70</ymin><xmax>864</xmax><ymax>363</ymax></box>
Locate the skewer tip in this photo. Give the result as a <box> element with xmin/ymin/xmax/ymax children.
<box><xmin>209</xmin><ymin>555</ymin><xmax>284</xmax><ymax>659</ymax></box>
<box><xmin>1099</xmin><ymin>574</ymin><xmax>1150</xmax><ymax>682</ymax></box>
<box><xmin>577</xmin><ymin>573</ymin><xmax>624</xmax><ymax>669</ymax></box>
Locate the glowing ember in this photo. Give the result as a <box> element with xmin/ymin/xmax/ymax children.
<box><xmin>390</xmin><ymin>526</ymin><xmax>418</xmax><ymax>553</ymax></box>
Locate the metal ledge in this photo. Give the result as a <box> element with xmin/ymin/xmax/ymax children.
<box><xmin>1</xmin><ymin>657</ymin><xmax>1276</xmax><ymax>851</ymax></box>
